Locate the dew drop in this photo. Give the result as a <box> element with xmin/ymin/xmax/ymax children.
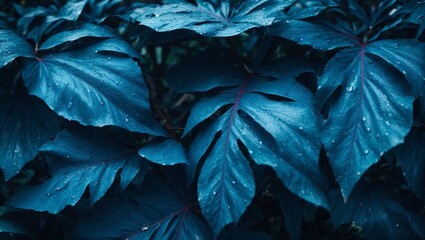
<box><xmin>213</xmin><ymin>191</ymin><xmax>217</xmax><ymax>196</ymax></box>
<box><xmin>231</xmin><ymin>181</ymin><xmax>236</xmax><ymax>185</ymax></box>
<box><xmin>364</xmin><ymin>150</ymin><xmax>369</xmax><ymax>155</ymax></box>
<box><xmin>67</xmin><ymin>101</ymin><xmax>73</xmax><ymax>109</ymax></box>
<box><xmin>362</xmin><ymin>116</ymin><xmax>367</xmax><ymax>122</ymax></box>
<box><xmin>141</xmin><ymin>225</ymin><xmax>149</xmax><ymax>231</ymax></box>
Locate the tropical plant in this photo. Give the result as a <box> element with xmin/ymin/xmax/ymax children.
<box><xmin>0</xmin><ymin>0</ymin><xmax>424</xmax><ymax>239</ymax></box>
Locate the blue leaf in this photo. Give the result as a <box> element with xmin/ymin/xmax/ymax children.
<box><xmin>8</xmin><ymin>126</ymin><xmax>143</xmax><ymax>213</ymax></box>
<box><xmin>408</xmin><ymin>211</ymin><xmax>425</xmax><ymax>239</ymax></box>
<box><xmin>178</xmin><ymin>56</ymin><xmax>328</xmax><ymax>234</ymax></box>
<box><xmin>0</xmin><ymin>220</ymin><xmax>28</xmax><ymax>235</ymax></box>
<box><xmin>131</xmin><ymin>0</ymin><xmax>295</xmax><ymax>37</ymax></box>
<box><xmin>69</xmin><ymin>175</ymin><xmax>214</xmax><ymax>240</ymax></box>
<box><xmin>0</xmin><ymin>94</ymin><xmax>62</xmax><ymax>180</ymax></box>
<box><xmin>330</xmin><ymin>183</ymin><xmax>416</xmax><ymax>240</ymax></box>
<box><xmin>0</xmin><ymin>30</ymin><xmax>34</xmax><ymax>68</ymax></box>
<box><xmin>22</xmin><ymin>39</ymin><xmax>165</xmax><ymax>136</ymax></box>
<box><xmin>166</xmin><ymin>53</ymin><xmax>245</xmax><ymax>93</ymax></box>
<box><xmin>395</xmin><ymin>128</ymin><xmax>425</xmax><ymax>201</ymax></box>
<box><xmin>39</xmin><ymin>23</ymin><xmax>116</xmax><ymax>50</ymax></box>
<box><xmin>139</xmin><ymin>138</ymin><xmax>189</xmax><ymax>166</ymax></box>
<box><xmin>46</xmin><ymin>0</ymin><xmax>88</xmax><ymax>23</ymax></box>
<box><xmin>317</xmin><ymin>45</ymin><xmax>414</xmax><ymax>199</ymax></box>
<box><xmin>269</xmin><ymin>20</ymin><xmax>359</xmax><ymax>51</ymax></box>
<box><xmin>282</xmin><ymin>0</ymin><xmax>339</xmax><ymax>20</ymax></box>
<box><xmin>274</xmin><ymin>183</ymin><xmax>303</xmax><ymax>239</ymax></box>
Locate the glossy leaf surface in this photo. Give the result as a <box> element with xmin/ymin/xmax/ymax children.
<box><xmin>70</xmin><ymin>176</ymin><xmax>213</xmax><ymax>240</ymax></box>
<box><xmin>0</xmin><ymin>30</ymin><xmax>34</xmax><ymax>68</ymax></box>
<box><xmin>131</xmin><ymin>0</ymin><xmax>295</xmax><ymax>37</ymax></box>
<box><xmin>22</xmin><ymin>39</ymin><xmax>165</xmax><ymax>135</ymax></box>
<box><xmin>9</xmin><ymin>127</ymin><xmax>143</xmax><ymax>213</ymax></box>
<box><xmin>0</xmin><ymin>94</ymin><xmax>61</xmax><ymax>179</ymax></box>
<box><xmin>169</xmin><ymin>56</ymin><xmax>328</xmax><ymax>234</ymax></box>
<box><xmin>331</xmin><ymin>183</ymin><xmax>416</xmax><ymax>240</ymax></box>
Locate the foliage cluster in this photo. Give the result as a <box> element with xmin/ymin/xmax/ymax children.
<box><xmin>0</xmin><ymin>0</ymin><xmax>424</xmax><ymax>239</ymax></box>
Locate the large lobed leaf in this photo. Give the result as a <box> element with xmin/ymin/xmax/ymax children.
<box><xmin>0</xmin><ymin>25</ymin><xmax>164</xmax><ymax>136</ymax></box>
<box><xmin>8</xmin><ymin>126</ymin><xmax>145</xmax><ymax>213</ymax></box>
<box><xmin>69</xmin><ymin>175</ymin><xmax>213</xmax><ymax>240</ymax></box>
<box><xmin>271</xmin><ymin>19</ymin><xmax>425</xmax><ymax>199</ymax></box>
<box><xmin>168</xmin><ymin>55</ymin><xmax>328</xmax><ymax>235</ymax></box>
<box><xmin>131</xmin><ymin>0</ymin><xmax>295</xmax><ymax>37</ymax></box>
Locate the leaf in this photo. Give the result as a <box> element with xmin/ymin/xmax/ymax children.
<box><xmin>0</xmin><ymin>93</ymin><xmax>62</xmax><ymax>180</ymax></box>
<box><xmin>8</xmin><ymin>126</ymin><xmax>144</xmax><ymax>213</ymax></box>
<box><xmin>138</xmin><ymin>138</ymin><xmax>189</xmax><ymax>166</ymax></box>
<box><xmin>269</xmin><ymin>20</ymin><xmax>359</xmax><ymax>51</ymax></box>
<box><xmin>22</xmin><ymin>39</ymin><xmax>165</xmax><ymax>136</ymax></box>
<box><xmin>408</xmin><ymin>211</ymin><xmax>425</xmax><ymax>239</ymax></box>
<box><xmin>282</xmin><ymin>0</ymin><xmax>339</xmax><ymax>19</ymax></box>
<box><xmin>317</xmin><ymin>46</ymin><xmax>413</xmax><ymax>198</ymax></box>
<box><xmin>46</xmin><ymin>0</ymin><xmax>88</xmax><ymax>23</ymax></box>
<box><xmin>166</xmin><ymin>52</ymin><xmax>246</xmax><ymax>93</ymax></box>
<box><xmin>406</xmin><ymin>1</ymin><xmax>425</xmax><ymax>38</ymax></box>
<box><xmin>274</xmin><ymin>183</ymin><xmax>303</xmax><ymax>239</ymax></box>
<box><xmin>271</xmin><ymin>20</ymin><xmax>424</xmax><ymax>198</ymax></box>
<box><xmin>0</xmin><ymin>30</ymin><xmax>34</xmax><ymax>68</ymax></box>
<box><xmin>171</xmin><ymin>56</ymin><xmax>328</xmax><ymax>234</ymax></box>
<box><xmin>395</xmin><ymin>128</ymin><xmax>425</xmax><ymax>201</ymax></box>
<box><xmin>39</xmin><ymin>23</ymin><xmax>116</xmax><ymax>50</ymax></box>
<box><xmin>131</xmin><ymin>0</ymin><xmax>295</xmax><ymax>37</ymax></box>
<box><xmin>69</xmin><ymin>175</ymin><xmax>214</xmax><ymax>240</ymax></box>
<box><xmin>330</xmin><ymin>183</ymin><xmax>416</xmax><ymax>240</ymax></box>
<box><xmin>0</xmin><ymin>219</ymin><xmax>28</xmax><ymax>235</ymax></box>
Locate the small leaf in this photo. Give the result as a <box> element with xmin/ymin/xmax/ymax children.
<box><xmin>39</xmin><ymin>23</ymin><xmax>116</xmax><ymax>50</ymax></box>
<box><xmin>0</xmin><ymin>30</ymin><xmax>34</xmax><ymax>68</ymax></box>
<box><xmin>0</xmin><ymin>219</ymin><xmax>28</xmax><ymax>235</ymax></box>
<box><xmin>331</xmin><ymin>183</ymin><xmax>416</xmax><ymax>240</ymax></box>
<box><xmin>138</xmin><ymin>138</ymin><xmax>189</xmax><ymax>166</ymax></box>
<box><xmin>46</xmin><ymin>0</ymin><xmax>88</xmax><ymax>23</ymax></box>
<box><xmin>395</xmin><ymin>128</ymin><xmax>425</xmax><ymax>201</ymax></box>
<box><xmin>8</xmin><ymin>126</ymin><xmax>143</xmax><ymax>213</ymax></box>
<box><xmin>0</xmin><ymin>94</ymin><xmax>61</xmax><ymax>179</ymax></box>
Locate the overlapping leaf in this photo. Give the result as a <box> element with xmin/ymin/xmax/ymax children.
<box><xmin>270</xmin><ymin>20</ymin><xmax>425</xmax><ymax>198</ymax></box>
<box><xmin>0</xmin><ymin>25</ymin><xmax>162</xmax><ymax>136</ymax></box>
<box><xmin>331</xmin><ymin>183</ymin><xmax>416</xmax><ymax>239</ymax></box>
<box><xmin>0</xmin><ymin>93</ymin><xmax>62</xmax><ymax>179</ymax></box>
<box><xmin>395</xmin><ymin>128</ymin><xmax>425</xmax><ymax>201</ymax></box>
<box><xmin>168</xmin><ymin>55</ymin><xmax>328</xmax><ymax>234</ymax></box>
<box><xmin>69</xmin><ymin>175</ymin><xmax>213</xmax><ymax>240</ymax></box>
<box><xmin>131</xmin><ymin>0</ymin><xmax>295</xmax><ymax>37</ymax></box>
<box><xmin>8</xmin><ymin>126</ymin><xmax>145</xmax><ymax>213</ymax></box>
<box><xmin>0</xmin><ymin>30</ymin><xmax>34</xmax><ymax>68</ymax></box>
